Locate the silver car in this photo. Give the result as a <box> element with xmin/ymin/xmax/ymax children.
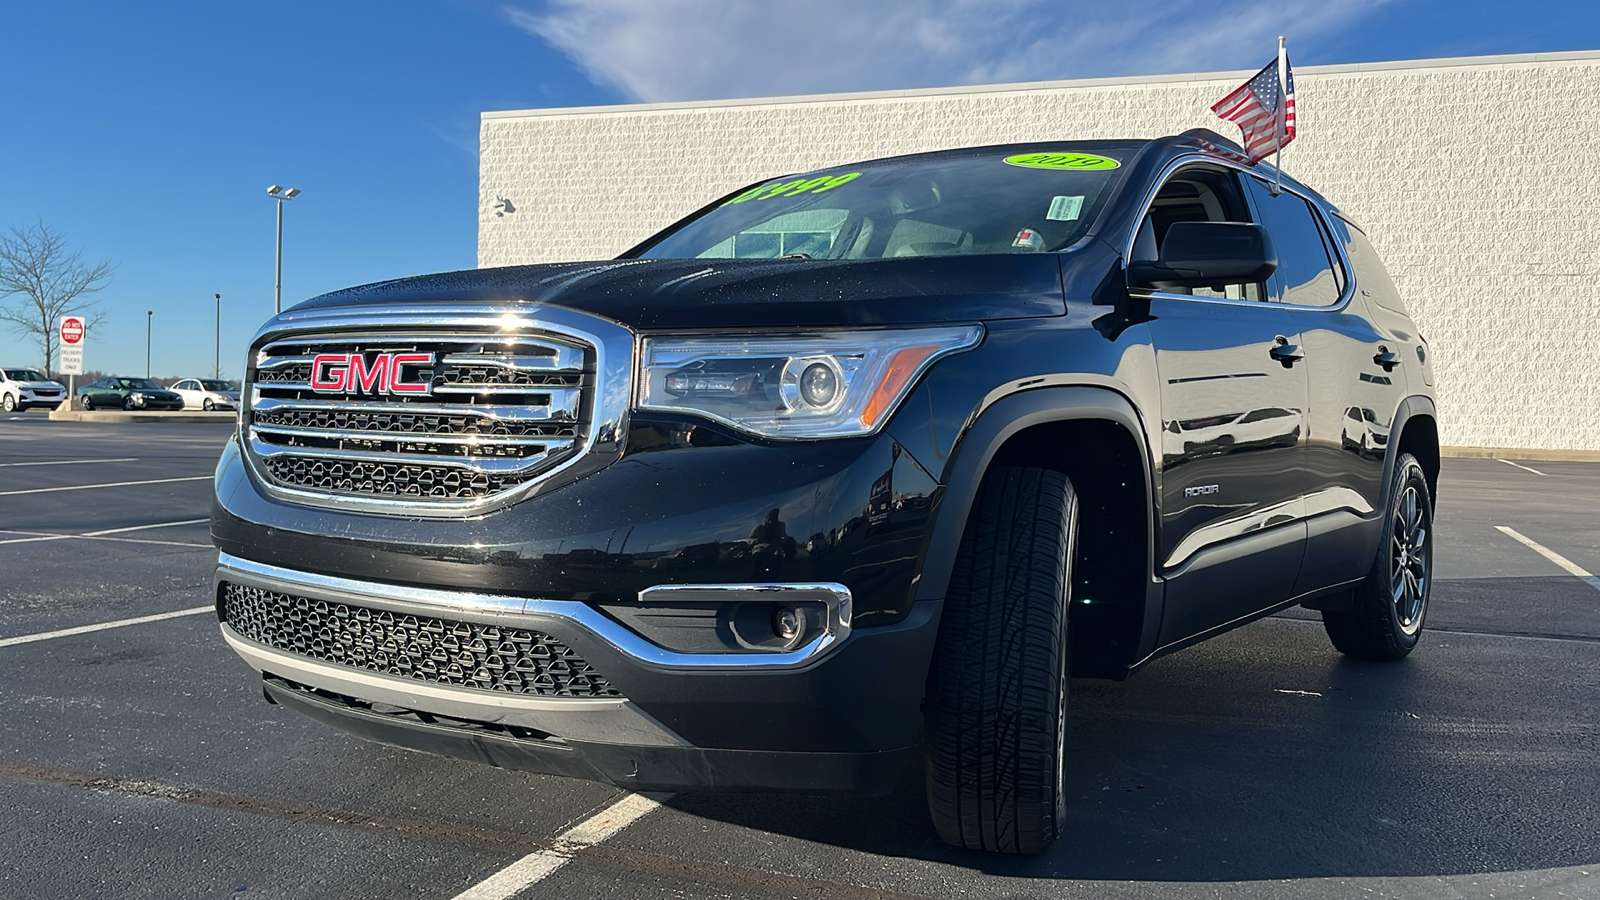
<box><xmin>0</xmin><ymin>367</ymin><xmax>69</xmax><ymax>412</ymax></box>
<box><xmin>170</xmin><ymin>378</ymin><xmax>241</xmax><ymax>411</ymax></box>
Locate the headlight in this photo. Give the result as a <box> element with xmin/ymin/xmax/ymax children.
<box><xmin>638</xmin><ymin>325</ymin><xmax>983</xmax><ymax>439</ymax></box>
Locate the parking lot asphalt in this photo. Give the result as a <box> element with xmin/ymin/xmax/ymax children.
<box><xmin>1</xmin><ymin>414</ymin><xmax>1596</xmax><ymax>900</ymax></box>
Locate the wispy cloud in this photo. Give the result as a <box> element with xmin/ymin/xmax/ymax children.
<box><xmin>503</xmin><ymin>0</ymin><xmax>1386</xmax><ymax>103</ymax></box>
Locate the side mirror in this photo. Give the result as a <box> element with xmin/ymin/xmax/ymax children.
<box><xmin>1126</xmin><ymin>221</ymin><xmax>1277</xmax><ymax>291</ymax></box>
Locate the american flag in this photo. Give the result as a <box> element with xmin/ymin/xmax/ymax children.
<box><xmin>1211</xmin><ymin>55</ymin><xmax>1296</xmax><ymax>164</ymax></box>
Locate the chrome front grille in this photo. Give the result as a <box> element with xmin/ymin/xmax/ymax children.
<box><xmin>245</xmin><ymin>327</ymin><xmax>595</xmax><ymax>508</ymax></box>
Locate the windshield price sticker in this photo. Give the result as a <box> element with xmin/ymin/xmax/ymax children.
<box><xmin>724</xmin><ymin>172</ymin><xmax>862</xmax><ymax>204</ymax></box>
<box><xmin>1004</xmin><ymin>152</ymin><xmax>1120</xmax><ymax>171</ymax></box>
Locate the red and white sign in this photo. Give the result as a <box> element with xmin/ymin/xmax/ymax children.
<box><xmin>310</xmin><ymin>352</ymin><xmax>434</xmax><ymax>395</ymax></box>
<box><xmin>58</xmin><ymin>316</ymin><xmax>87</xmax><ymax>375</ymax></box>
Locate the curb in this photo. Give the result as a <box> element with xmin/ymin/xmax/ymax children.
<box><xmin>47</xmin><ymin>410</ymin><xmax>237</xmax><ymax>424</ymax></box>
<box><xmin>1441</xmin><ymin>446</ymin><xmax>1600</xmax><ymax>463</ymax></box>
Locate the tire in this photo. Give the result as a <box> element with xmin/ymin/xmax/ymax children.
<box><xmin>925</xmin><ymin>465</ymin><xmax>1077</xmax><ymax>854</ymax></box>
<box><xmin>202</xmin><ymin>398</ymin><xmax>214</xmax><ymax>411</ymax></box>
<box><xmin>1322</xmin><ymin>452</ymin><xmax>1433</xmax><ymax>660</ymax></box>
<box><xmin>123</xmin><ymin>396</ymin><xmax>137</xmax><ymax>411</ymax></box>
<box><xmin>1</xmin><ymin>393</ymin><xmax>14</xmax><ymax>412</ymax></box>
<box><xmin>79</xmin><ymin>395</ymin><xmax>92</xmax><ymax>411</ymax></box>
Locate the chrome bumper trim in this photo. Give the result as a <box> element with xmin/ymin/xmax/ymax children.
<box><xmin>223</xmin><ymin>629</ymin><xmax>689</xmax><ymax>747</ymax></box>
<box><xmin>216</xmin><ymin>552</ymin><xmax>852</xmax><ymax>670</ymax></box>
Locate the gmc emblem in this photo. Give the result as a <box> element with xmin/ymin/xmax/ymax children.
<box><xmin>310</xmin><ymin>352</ymin><xmax>434</xmax><ymax>394</ymax></box>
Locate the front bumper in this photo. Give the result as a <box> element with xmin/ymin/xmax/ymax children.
<box><xmin>215</xmin><ymin>552</ymin><xmax>940</xmax><ymax>794</ymax></box>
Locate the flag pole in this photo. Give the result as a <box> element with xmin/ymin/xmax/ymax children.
<box><xmin>1272</xmin><ymin>35</ymin><xmax>1287</xmax><ymax>196</ymax></box>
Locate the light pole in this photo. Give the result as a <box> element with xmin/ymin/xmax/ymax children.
<box><xmin>145</xmin><ymin>310</ymin><xmax>153</xmax><ymax>378</ymax></box>
<box><xmin>214</xmin><ymin>293</ymin><xmax>222</xmax><ymax>379</ymax></box>
<box><xmin>267</xmin><ymin>185</ymin><xmax>302</xmax><ymax>314</ymax></box>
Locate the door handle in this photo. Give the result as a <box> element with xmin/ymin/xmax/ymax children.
<box><xmin>1269</xmin><ymin>337</ymin><xmax>1304</xmax><ymax>368</ymax></box>
<box><xmin>1373</xmin><ymin>347</ymin><xmax>1401</xmax><ymax>372</ymax></box>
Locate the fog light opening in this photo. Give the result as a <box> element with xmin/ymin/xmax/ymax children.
<box><xmin>772</xmin><ymin>606</ymin><xmax>801</xmax><ymax>642</ymax></box>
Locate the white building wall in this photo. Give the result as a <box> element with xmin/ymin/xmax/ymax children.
<box><xmin>480</xmin><ymin>52</ymin><xmax>1600</xmax><ymax>452</ymax></box>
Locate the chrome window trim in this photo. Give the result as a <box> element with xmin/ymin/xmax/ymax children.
<box><xmin>217</xmin><ymin>553</ymin><xmax>853</xmax><ymax>670</ymax></box>
<box><xmin>1122</xmin><ymin>154</ymin><xmax>1357</xmax><ymax>314</ymax></box>
<box><xmin>239</xmin><ymin>303</ymin><xmax>634</xmax><ymax>518</ymax></box>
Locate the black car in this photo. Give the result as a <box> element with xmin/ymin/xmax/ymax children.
<box><xmin>78</xmin><ymin>377</ymin><xmax>185</xmax><ymax>411</ymax></box>
<box><xmin>212</xmin><ymin>129</ymin><xmax>1438</xmax><ymax>854</ymax></box>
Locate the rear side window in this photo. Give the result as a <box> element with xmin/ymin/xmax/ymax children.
<box><xmin>1246</xmin><ymin>178</ymin><xmax>1344</xmax><ymax>307</ymax></box>
<box><xmin>1328</xmin><ymin>217</ymin><xmax>1408</xmax><ymax>315</ymax></box>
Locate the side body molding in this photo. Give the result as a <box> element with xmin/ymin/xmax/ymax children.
<box><xmin>912</xmin><ymin>385</ymin><xmax>1158</xmax><ymax>610</ymax></box>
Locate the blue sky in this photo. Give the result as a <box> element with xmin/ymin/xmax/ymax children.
<box><xmin>1</xmin><ymin>0</ymin><xmax>1595</xmax><ymax>379</ymax></box>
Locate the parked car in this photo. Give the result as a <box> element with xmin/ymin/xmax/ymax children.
<box><xmin>212</xmin><ymin>130</ymin><xmax>1439</xmax><ymax>854</ymax></box>
<box><xmin>170</xmin><ymin>378</ymin><xmax>241</xmax><ymax>411</ymax></box>
<box><xmin>77</xmin><ymin>376</ymin><xmax>185</xmax><ymax>411</ymax></box>
<box><xmin>0</xmin><ymin>367</ymin><xmax>68</xmax><ymax>411</ymax></box>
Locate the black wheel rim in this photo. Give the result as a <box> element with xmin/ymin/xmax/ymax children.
<box><xmin>1391</xmin><ymin>484</ymin><xmax>1429</xmax><ymax>635</ymax></box>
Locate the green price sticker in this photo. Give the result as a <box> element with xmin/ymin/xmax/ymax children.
<box><xmin>724</xmin><ymin>172</ymin><xmax>862</xmax><ymax>205</ymax></box>
<box><xmin>1003</xmin><ymin>152</ymin><xmax>1120</xmax><ymax>171</ymax></box>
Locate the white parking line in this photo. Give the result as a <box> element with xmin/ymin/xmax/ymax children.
<box><xmin>1496</xmin><ymin>458</ymin><xmax>1548</xmax><ymax>476</ymax></box>
<box><xmin>0</xmin><ymin>606</ymin><xmax>213</xmax><ymax>649</ymax></box>
<box><xmin>451</xmin><ymin>792</ymin><xmax>669</xmax><ymax>900</ymax></box>
<box><xmin>1496</xmin><ymin>526</ymin><xmax>1600</xmax><ymax>593</ymax></box>
<box><xmin>0</xmin><ymin>475</ymin><xmax>210</xmax><ymax>497</ymax></box>
<box><xmin>86</xmin><ymin>518</ymin><xmax>208</xmax><ymax>536</ymax></box>
<box><xmin>0</xmin><ymin>458</ymin><xmax>138</xmax><ymax>464</ymax></box>
<box><xmin>0</xmin><ymin>519</ymin><xmax>210</xmax><ymax>548</ymax></box>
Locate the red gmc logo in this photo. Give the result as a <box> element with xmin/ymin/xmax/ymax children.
<box><xmin>310</xmin><ymin>352</ymin><xmax>434</xmax><ymax>394</ymax></box>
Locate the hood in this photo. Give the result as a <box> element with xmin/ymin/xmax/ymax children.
<box><xmin>18</xmin><ymin>380</ymin><xmax>64</xmax><ymax>389</ymax></box>
<box><xmin>291</xmin><ymin>254</ymin><xmax>1065</xmax><ymax>330</ymax></box>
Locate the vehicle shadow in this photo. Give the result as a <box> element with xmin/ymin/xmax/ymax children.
<box><xmin>660</xmin><ymin>593</ymin><xmax>1600</xmax><ymax>881</ymax></box>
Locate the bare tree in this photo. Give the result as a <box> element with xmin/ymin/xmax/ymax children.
<box><xmin>0</xmin><ymin>220</ymin><xmax>115</xmax><ymax>374</ymax></box>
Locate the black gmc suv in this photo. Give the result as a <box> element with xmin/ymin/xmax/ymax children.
<box><xmin>212</xmin><ymin>130</ymin><xmax>1439</xmax><ymax>854</ymax></box>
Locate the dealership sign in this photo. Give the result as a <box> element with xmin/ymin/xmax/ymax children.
<box><xmin>59</xmin><ymin>316</ymin><xmax>86</xmax><ymax>375</ymax></box>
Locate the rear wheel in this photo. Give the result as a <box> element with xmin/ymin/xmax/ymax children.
<box><xmin>925</xmin><ymin>465</ymin><xmax>1077</xmax><ymax>854</ymax></box>
<box><xmin>1322</xmin><ymin>452</ymin><xmax>1433</xmax><ymax>660</ymax></box>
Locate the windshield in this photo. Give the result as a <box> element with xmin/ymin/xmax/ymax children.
<box><xmin>636</xmin><ymin>150</ymin><xmax>1125</xmax><ymax>261</ymax></box>
<box><xmin>4</xmin><ymin>369</ymin><xmax>48</xmax><ymax>381</ymax></box>
<box><xmin>201</xmin><ymin>380</ymin><xmax>238</xmax><ymax>391</ymax></box>
<box><xmin>117</xmin><ymin>378</ymin><xmax>161</xmax><ymax>390</ymax></box>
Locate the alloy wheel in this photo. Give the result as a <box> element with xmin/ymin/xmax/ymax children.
<box><xmin>1390</xmin><ymin>485</ymin><xmax>1429</xmax><ymax>634</ymax></box>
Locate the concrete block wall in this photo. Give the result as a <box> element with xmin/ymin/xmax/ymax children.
<box><xmin>480</xmin><ymin>52</ymin><xmax>1600</xmax><ymax>452</ymax></box>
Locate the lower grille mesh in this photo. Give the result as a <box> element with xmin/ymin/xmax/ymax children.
<box><xmin>221</xmin><ymin>582</ymin><xmax>623</xmax><ymax>698</ymax></box>
<box><xmin>263</xmin><ymin>457</ymin><xmax>519</xmax><ymax>499</ymax></box>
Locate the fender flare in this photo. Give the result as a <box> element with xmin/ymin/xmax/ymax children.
<box><xmin>912</xmin><ymin>385</ymin><xmax>1157</xmax><ymax>603</ymax></box>
<box><xmin>1382</xmin><ymin>394</ymin><xmax>1440</xmax><ymax>506</ymax></box>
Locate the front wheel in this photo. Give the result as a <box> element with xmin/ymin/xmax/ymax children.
<box><xmin>925</xmin><ymin>465</ymin><xmax>1077</xmax><ymax>854</ymax></box>
<box><xmin>123</xmin><ymin>396</ymin><xmax>138</xmax><ymax>411</ymax></box>
<box><xmin>202</xmin><ymin>398</ymin><xmax>214</xmax><ymax>411</ymax></box>
<box><xmin>79</xmin><ymin>395</ymin><xmax>92</xmax><ymax>411</ymax></box>
<box><xmin>1322</xmin><ymin>452</ymin><xmax>1433</xmax><ymax>660</ymax></box>
<box><xmin>1</xmin><ymin>393</ymin><xmax>14</xmax><ymax>412</ymax></box>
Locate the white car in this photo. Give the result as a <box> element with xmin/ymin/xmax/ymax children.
<box><xmin>169</xmin><ymin>378</ymin><xmax>241</xmax><ymax>411</ymax></box>
<box><xmin>1</xmin><ymin>367</ymin><xmax>69</xmax><ymax>412</ymax></box>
